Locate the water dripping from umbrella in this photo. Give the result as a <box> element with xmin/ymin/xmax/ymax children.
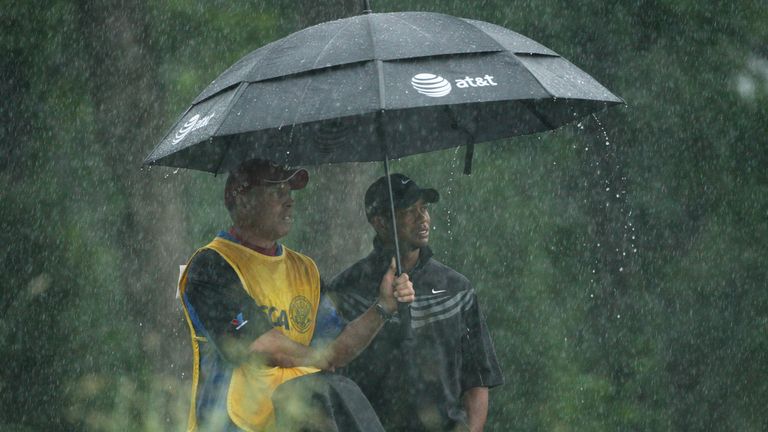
<box><xmin>440</xmin><ymin>146</ymin><xmax>463</xmax><ymax>261</ymax></box>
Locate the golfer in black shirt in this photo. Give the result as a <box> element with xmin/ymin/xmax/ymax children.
<box><xmin>328</xmin><ymin>174</ymin><xmax>503</xmax><ymax>432</ymax></box>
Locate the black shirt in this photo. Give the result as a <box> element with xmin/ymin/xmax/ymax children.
<box><xmin>328</xmin><ymin>242</ymin><xmax>504</xmax><ymax>432</ymax></box>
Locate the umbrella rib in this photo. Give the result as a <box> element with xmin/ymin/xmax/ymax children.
<box><xmin>385</xmin><ymin>14</ymin><xmax>502</xmax><ymax>61</ymax></box>
<box><xmin>213</xmin><ymin>140</ymin><xmax>232</xmax><ymax>177</ymax></box>
<box><xmin>521</xmin><ymin>100</ymin><xmax>557</xmax><ymax>130</ymax></box>
<box><xmin>461</xmin><ymin>19</ymin><xmax>566</xmax><ymax>102</ymax></box>
<box><xmin>386</xmin><ymin>14</ymin><xmax>437</xmax><ymax>44</ymax></box>
<box><xmin>244</xmin><ymin>32</ymin><xmax>294</xmax><ymax>83</ymax></box>
<box><xmin>492</xmin><ymin>49</ymin><xmax>566</xmax><ymax>127</ymax></box>
<box><xmin>144</xmin><ymin>105</ymin><xmax>193</xmax><ymax>165</ymax></box>
<box><xmin>211</xmin><ymin>82</ymin><xmax>249</xmax><ymax>174</ymax></box>
<box><xmin>310</xmin><ymin>18</ymin><xmax>357</xmax><ymax>70</ymax></box>
<box><xmin>461</xmin><ymin>19</ymin><xmax>558</xmax><ymax>56</ymax></box>
<box><xmin>365</xmin><ymin>14</ymin><xmax>386</xmax><ymax>112</ymax></box>
<box><xmin>506</xmin><ymin>52</ymin><xmax>571</xmax><ymax>101</ymax></box>
<box><xmin>285</xmin><ymin>19</ymin><xmax>358</xmax><ymax>136</ymax></box>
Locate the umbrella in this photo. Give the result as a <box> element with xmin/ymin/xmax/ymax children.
<box><xmin>144</xmin><ymin>4</ymin><xmax>623</xmax><ymax>338</ymax></box>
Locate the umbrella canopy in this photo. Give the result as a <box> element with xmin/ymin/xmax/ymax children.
<box><xmin>144</xmin><ymin>11</ymin><xmax>623</xmax><ymax>174</ymax></box>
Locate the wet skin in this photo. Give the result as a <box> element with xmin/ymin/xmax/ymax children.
<box><xmin>235</xmin><ymin>182</ymin><xmax>294</xmax><ymax>244</ymax></box>
<box><xmin>394</xmin><ymin>198</ymin><xmax>431</xmax><ymax>251</ymax></box>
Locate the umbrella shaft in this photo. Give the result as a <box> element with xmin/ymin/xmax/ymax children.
<box><xmin>383</xmin><ymin>155</ymin><xmax>414</xmax><ymax>342</ymax></box>
<box><xmin>383</xmin><ymin>156</ymin><xmax>402</xmax><ymax>275</ymax></box>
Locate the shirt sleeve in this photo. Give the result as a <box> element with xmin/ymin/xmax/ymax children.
<box><xmin>460</xmin><ymin>292</ymin><xmax>504</xmax><ymax>390</ymax></box>
<box><xmin>184</xmin><ymin>249</ymin><xmax>273</xmax><ymax>365</ymax></box>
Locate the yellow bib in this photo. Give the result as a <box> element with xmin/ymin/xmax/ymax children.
<box><xmin>179</xmin><ymin>237</ymin><xmax>321</xmax><ymax>432</ymax></box>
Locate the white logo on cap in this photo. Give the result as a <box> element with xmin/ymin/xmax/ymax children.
<box><xmin>172</xmin><ymin>112</ymin><xmax>215</xmax><ymax>146</ymax></box>
<box><xmin>411</xmin><ymin>73</ymin><xmax>452</xmax><ymax>98</ymax></box>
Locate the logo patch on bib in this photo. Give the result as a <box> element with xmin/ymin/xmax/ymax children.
<box><xmin>289</xmin><ymin>296</ymin><xmax>313</xmax><ymax>333</ymax></box>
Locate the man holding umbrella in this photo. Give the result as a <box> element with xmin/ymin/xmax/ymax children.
<box><xmin>178</xmin><ymin>159</ymin><xmax>415</xmax><ymax>431</ymax></box>
<box><xmin>328</xmin><ymin>174</ymin><xmax>504</xmax><ymax>432</ymax></box>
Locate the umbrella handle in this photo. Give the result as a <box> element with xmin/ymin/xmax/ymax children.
<box><xmin>397</xmin><ymin>301</ymin><xmax>412</xmax><ymax>341</ymax></box>
<box><xmin>383</xmin><ymin>157</ymin><xmax>414</xmax><ymax>342</ymax></box>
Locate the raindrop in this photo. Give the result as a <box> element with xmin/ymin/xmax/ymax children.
<box><xmin>442</xmin><ymin>146</ymin><xmax>462</xmax><ymax>251</ymax></box>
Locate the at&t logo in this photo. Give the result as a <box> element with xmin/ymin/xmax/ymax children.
<box><xmin>410</xmin><ymin>73</ymin><xmax>499</xmax><ymax>98</ymax></box>
<box><xmin>172</xmin><ymin>112</ymin><xmax>215</xmax><ymax>145</ymax></box>
<box><xmin>411</xmin><ymin>73</ymin><xmax>452</xmax><ymax>97</ymax></box>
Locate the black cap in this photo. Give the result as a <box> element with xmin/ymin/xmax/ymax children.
<box><xmin>364</xmin><ymin>174</ymin><xmax>439</xmax><ymax>220</ymax></box>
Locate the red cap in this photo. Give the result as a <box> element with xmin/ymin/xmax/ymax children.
<box><xmin>224</xmin><ymin>159</ymin><xmax>309</xmax><ymax>210</ymax></box>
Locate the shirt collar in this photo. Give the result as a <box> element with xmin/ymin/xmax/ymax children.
<box><xmin>218</xmin><ymin>229</ymin><xmax>283</xmax><ymax>256</ymax></box>
<box><xmin>371</xmin><ymin>236</ymin><xmax>433</xmax><ymax>271</ymax></box>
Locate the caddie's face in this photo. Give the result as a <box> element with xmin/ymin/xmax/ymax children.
<box><xmin>394</xmin><ymin>198</ymin><xmax>431</xmax><ymax>250</ymax></box>
<box><xmin>237</xmin><ymin>182</ymin><xmax>294</xmax><ymax>241</ymax></box>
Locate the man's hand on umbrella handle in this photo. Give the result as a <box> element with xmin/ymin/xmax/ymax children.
<box><xmin>378</xmin><ymin>258</ymin><xmax>415</xmax><ymax>313</ymax></box>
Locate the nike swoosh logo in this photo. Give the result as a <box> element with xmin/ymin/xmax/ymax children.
<box><xmin>401</xmin><ymin>179</ymin><xmax>411</xmax><ymax>184</ymax></box>
<box><xmin>431</xmin><ymin>288</ymin><xmax>446</xmax><ymax>294</ymax></box>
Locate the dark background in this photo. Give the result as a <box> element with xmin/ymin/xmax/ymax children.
<box><xmin>2</xmin><ymin>1</ymin><xmax>767</xmax><ymax>430</ymax></box>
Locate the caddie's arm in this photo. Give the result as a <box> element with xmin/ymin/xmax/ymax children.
<box><xmin>184</xmin><ymin>250</ymin><xmax>275</xmax><ymax>365</ymax></box>
<box><xmin>249</xmin><ymin>258</ymin><xmax>414</xmax><ymax>370</ymax></box>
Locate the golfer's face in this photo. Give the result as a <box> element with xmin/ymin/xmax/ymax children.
<box><xmin>241</xmin><ymin>182</ymin><xmax>294</xmax><ymax>240</ymax></box>
<box><xmin>395</xmin><ymin>198</ymin><xmax>431</xmax><ymax>250</ymax></box>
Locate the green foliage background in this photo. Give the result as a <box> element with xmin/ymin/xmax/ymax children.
<box><xmin>2</xmin><ymin>1</ymin><xmax>767</xmax><ymax>430</ymax></box>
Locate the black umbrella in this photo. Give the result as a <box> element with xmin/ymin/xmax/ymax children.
<box><xmin>145</xmin><ymin>6</ymin><xmax>623</xmax><ymax>338</ymax></box>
